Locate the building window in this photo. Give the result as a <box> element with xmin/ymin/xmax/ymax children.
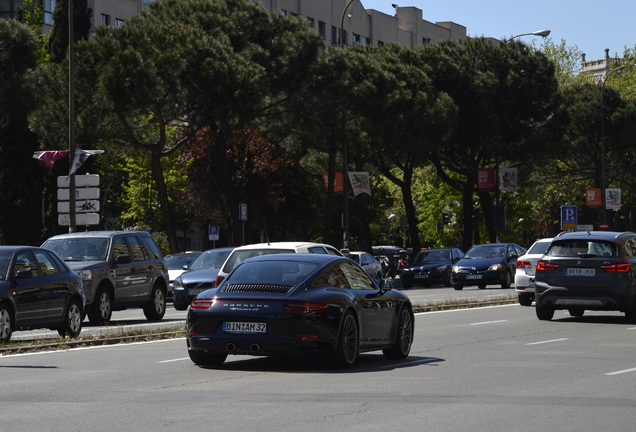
<box><xmin>331</xmin><ymin>26</ymin><xmax>338</xmax><ymax>45</ymax></box>
<box><xmin>280</xmin><ymin>9</ymin><xmax>287</xmax><ymax>15</ymax></box>
<box><xmin>101</xmin><ymin>14</ymin><xmax>110</xmax><ymax>26</ymax></box>
<box><xmin>318</xmin><ymin>21</ymin><xmax>326</xmax><ymax>39</ymax></box>
<box><xmin>353</xmin><ymin>34</ymin><xmax>360</xmax><ymax>46</ymax></box>
<box><xmin>362</xmin><ymin>36</ymin><xmax>371</xmax><ymax>46</ymax></box>
<box><xmin>307</xmin><ymin>17</ymin><xmax>314</xmax><ymax>29</ymax></box>
<box><xmin>43</xmin><ymin>0</ymin><xmax>56</xmax><ymax>25</ymax></box>
<box><xmin>144</xmin><ymin>0</ymin><xmax>155</xmax><ymax>4</ymax></box>
<box><xmin>378</xmin><ymin>41</ymin><xmax>385</xmax><ymax>47</ymax></box>
<box><xmin>115</xmin><ymin>18</ymin><xmax>124</xmax><ymax>27</ymax></box>
<box><xmin>422</xmin><ymin>37</ymin><xmax>432</xmax><ymax>45</ymax></box>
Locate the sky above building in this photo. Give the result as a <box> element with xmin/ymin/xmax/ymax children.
<box><xmin>362</xmin><ymin>0</ymin><xmax>635</xmax><ymax>62</ymax></box>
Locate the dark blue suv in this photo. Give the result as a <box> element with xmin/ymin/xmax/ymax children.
<box><xmin>534</xmin><ymin>231</ymin><xmax>636</xmax><ymax>321</ymax></box>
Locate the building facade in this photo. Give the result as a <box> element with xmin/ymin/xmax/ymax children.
<box><xmin>1</xmin><ymin>0</ymin><xmax>467</xmax><ymax>48</ymax></box>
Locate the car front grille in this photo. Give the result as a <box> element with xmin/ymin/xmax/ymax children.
<box><xmin>221</xmin><ymin>284</ymin><xmax>294</xmax><ymax>294</ymax></box>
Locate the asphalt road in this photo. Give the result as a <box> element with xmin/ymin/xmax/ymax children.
<box><xmin>2</xmin><ymin>301</ymin><xmax>636</xmax><ymax>431</ymax></box>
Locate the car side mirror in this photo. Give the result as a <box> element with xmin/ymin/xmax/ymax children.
<box><xmin>380</xmin><ymin>279</ymin><xmax>394</xmax><ymax>292</ymax></box>
<box><xmin>14</xmin><ymin>269</ymin><xmax>33</xmax><ymax>280</ymax></box>
<box><xmin>116</xmin><ymin>254</ymin><xmax>132</xmax><ymax>264</ymax></box>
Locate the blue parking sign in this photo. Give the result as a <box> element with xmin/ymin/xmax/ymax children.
<box><xmin>561</xmin><ymin>205</ymin><xmax>577</xmax><ymax>230</ymax></box>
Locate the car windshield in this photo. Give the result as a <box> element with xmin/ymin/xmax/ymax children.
<box><xmin>527</xmin><ymin>241</ymin><xmax>551</xmax><ymax>255</ymax></box>
<box><xmin>547</xmin><ymin>240</ymin><xmax>616</xmax><ymax>258</ymax></box>
<box><xmin>165</xmin><ymin>254</ymin><xmax>199</xmax><ymax>270</ymax></box>
<box><xmin>190</xmin><ymin>250</ymin><xmax>232</xmax><ymax>270</ymax></box>
<box><xmin>228</xmin><ymin>260</ymin><xmax>320</xmax><ymax>285</ymax></box>
<box><xmin>464</xmin><ymin>245</ymin><xmax>505</xmax><ymax>259</ymax></box>
<box><xmin>414</xmin><ymin>250</ymin><xmax>450</xmax><ymax>263</ymax></box>
<box><xmin>42</xmin><ymin>238</ymin><xmax>109</xmax><ymax>261</ymax></box>
<box><xmin>0</xmin><ymin>252</ymin><xmax>11</xmax><ymax>281</ymax></box>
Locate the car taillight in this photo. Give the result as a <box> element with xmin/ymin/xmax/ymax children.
<box><xmin>191</xmin><ymin>299</ymin><xmax>215</xmax><ymax>309</ymax></box>
<box><xmin>283</xmin><ymin>303</ymin><xmax>328</xmax><ymax>312</ymax></box>
<box><xmin>601</xmin><ymin>262</ymin><xmax>631</xmax><ymax>272</ymax></box>
<box><xmin>516</xmin><ymin>259</ymin><xmax>532</xmax><ymax>269</ymax></box>
<box><xmin>536</xmin><ymin>260</ymin><xmax>558</xmax><ymax>271</ymax></box>
<box><xmin>215</xmin><ymin>275</ymin><xmax>225</xmax><ymax>286</ymax></box>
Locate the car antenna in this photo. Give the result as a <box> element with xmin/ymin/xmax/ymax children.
<box><xmin>262</xmin><ymin>222</ymin><xmax>270</xmax><ymax>245</ymax></box>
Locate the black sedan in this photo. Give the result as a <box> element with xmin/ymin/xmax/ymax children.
<box><xmin>0</xmin><ymin>246</ymin><xmax>85</xmax><ymax>342</ymax></box>
<box><xmin>400</xmin><ymin>247</ymin><xmax>465</xmax><ymax>288</ymax></box>
<box><xmin>451</xmin><ymin>243</ymin><xmax>526</xmax><ymax>290</ymax></box>
<box><xmin>186</xmin><ymin>253</ymin><xmax>414</xmax><ymax>368</ymax></box>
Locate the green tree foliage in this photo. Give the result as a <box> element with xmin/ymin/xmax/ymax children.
<box><xmin>46</xmin><ymin>0</ymin><xmax>92</xmax><ymax>63</ymax></box>
<box><xmin>0</xmin><ymin>19</ymin><xmax>44</xmax><ymax>244</ymax></box>
<box><xmin>20</xmin><ymin>0</ymin><xmax>49</xmax><ymax>64</ymax></box>
<box><xmin>419</xmin><ymin>38</ymin><xmax>561</xmax><ymax>249</ymax></box>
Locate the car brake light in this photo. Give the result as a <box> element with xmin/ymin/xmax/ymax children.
<box><xmin>283</xmin><ymin>303</ymin><xmax>328</xmax><ymax>312</ymax></box>
<box><xmin>215</xmin><ymin>275</ymin><xmax>225</xmax><ymax>286</ymax></box>
<box><xmin>516</xmin><ymin>260</ymin><xmax>532</xmax><ymax>269</ymax></box>
<box><xmin>191</xmin><ymin>299</ymin><xmax>215</xmax><ymax>309</ymax></box>
<box><xmin>536</xmin><ymin>260</ymin><xmax>558</xmax><ymax>271</ymax></box>
<box><xmin>601</xmin><ymin>262</ymin><xmax>631</xmax><ymax>272</ymax></box>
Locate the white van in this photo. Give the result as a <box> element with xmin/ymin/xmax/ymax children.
<box><xmin>215</xmin><ymin>242</ymin><xmax>341</xmax><ymax>286</ymax></box>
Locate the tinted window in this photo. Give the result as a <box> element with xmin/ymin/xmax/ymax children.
<box><xmin>13</xmin><ymin>251</ymin><xmax>39</xmax><ymax>278</ymax></box>
<box><xmin>141</xmin><ymin>235</ymin><xmax>163</xmax><ymax>259</ymax></box>
<box><xmin>625</xmin><ymin>238</ymin><xmax>636</xmax><ymax>258</ymax></box>
<box><xmin>190</xmin><ymin>250</ymin><xmax>232</xmax><ymax>270</ymax></box>
<box><xmin>547</xmin><ymin>240</ymin><xmax>616</xmax><ymax>258</ymax></box>
<box><xmin>308</xmin><ymin>247</ymin><xmax>327</xmax><ymax>254</ymax></box>
<box><xmin>127</xmin><ymin>236</ymin><xmax>150</xmax><ymax>262</ymax></box>
<box><xmin>340</xmin><ymin>262</ymin><xmax>375</xmax><ymax>290</ymax></box>
<box><xmin>230</xmin><ymin>260</ymin><xmax>320</xmax><ymax>285</ymax></box>
<box><xmin>112</xmin><ymin>237</ymin><xmax>129</xmax><ymax>258</ymax></box>
<box><xmin>34</xmin><ymin>250</ymin><xmax>63</xmax><ymax>275</ymax></box>
<box><xmin>0</xmin><ymin>252</ymin><xmax>11</xmax><ymax>280</ymax></box>
<box><xmin>223</xmin><ymin>248</ymin><xmax>294</xmax><ymax>273</ymax></box>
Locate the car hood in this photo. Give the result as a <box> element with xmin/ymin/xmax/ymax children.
<box><xmin>65</xmin><ymin>260</ymin><xmax>107</xmax><ymax>270</ymax></box>
<box><xmin>179</xmin><ymin>269</ymin><xmax>221</xmax><ymax>283</ymax></box>
<box><xmin>455</xmin><ymin>257</ymin><xmax>505</xmax><ymax>270</ymax></box>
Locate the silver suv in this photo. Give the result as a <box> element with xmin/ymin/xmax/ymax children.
<box><xmin>42</xmin><ymin>231</ymin><xmax>168</xmax><ymax>325</ymax></box>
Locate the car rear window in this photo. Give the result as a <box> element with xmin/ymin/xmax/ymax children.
<box><xmin>228</xmin><ymin>260</ymin><xmax>320</xmax><ymax>285</ymax></box>
<box><xmin>527</xmin><ymin>241</ymin><xmax>551</xmax><ymax>255</ymax></box>
<box><xmin>222</xmin><ymin>248</ymin><xmax>295</xmax><ymax>274</ymax></box>
<box><xmin>547</xmin><ymin>240</ymin><xmax>616</xmax><ymax>258</ymax></box>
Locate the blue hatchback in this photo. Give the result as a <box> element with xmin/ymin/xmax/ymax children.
<box><xmin>451</xmin><ymin>243</ymin><xmax>526</xmax><ymax>290</ymax></box>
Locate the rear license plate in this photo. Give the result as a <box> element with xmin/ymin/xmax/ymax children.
<box><xmin>415</xmin><ymin>275</ymin><xmax>429</xmax><ymax>279</ymax></box>
<box><xmin>566</xmin><ymin>268</ymin><xmax>595</xmax><ymax>277</ymax></box>
<box><xmin>467</xmin><ymin>275</ymin><xmax>482</xmax><ymax>280</ymax></box>
<box><xmin>223</xmin><ymin>322</ymin><xmax>266</xmax><ymax>334</ymax></box>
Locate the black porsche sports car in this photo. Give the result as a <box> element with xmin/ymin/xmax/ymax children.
<box><xmin>186</xmin><ymin>253</ymin><xmax>414</xmax><ymax>368</ymax></box>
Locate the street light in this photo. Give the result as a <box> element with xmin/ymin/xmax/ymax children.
<box><xmin>340</xmin><ymin>0</ymin><xmax>354</xmax><ymax>249</ymax></box>
<box><xmin>599</xmin><ymin>63</ymin><xmax>636</xmax><ymax>227</ymax></box>
<box><xmin>506</xmin><ymin>29</ymin><xmax>551</xmax><ymax>41</ymax></box>
<box><xmin>387</xmin><ymin>214</ymin><xmax>396</xmax><ymax>244</ymax></box>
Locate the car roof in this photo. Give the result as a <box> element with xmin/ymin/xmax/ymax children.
<box><xmin>241</xmin><ymin>253</ymin><xmax>344</xmax><ymax>265</ymax></box>
<box><xmin>554</xmin><ymin>231</ymin><xmax>636</xmax><ymax>241</ymax></box>
<box><xmin>45</xmin><ymin>231</ymin><xmax>150</xmax><ymax>239</ymax></box>
<box><xmin>200</xmin><ymin>247</ymin><xmax>235</xmax><ymax>254</ymax></box>
<box><xmin>0</xmin><ymin>246</ymin><xmax>38</xmax><ymax>253</ymax></box>
<box><xmin>232</xmin><ymin>241</ymin><xmax>337</xmax><ymax>251</ymax></box>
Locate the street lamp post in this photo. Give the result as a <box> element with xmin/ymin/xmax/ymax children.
<box><xmin>600</xmin><ymin>64</ymin><xmax>636</xmax><ymax>227</ymax></box>
<box><xmin>340</xmin><ymin>0</ymin><xmax>354</xmax><ymax>249</ymax></box>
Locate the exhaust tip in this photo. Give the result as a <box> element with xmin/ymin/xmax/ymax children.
<box><xmin>250</xmin><ymin>343</ymin><xmax>261</xmax><ymax>352</ymax></box>
<box><xmin>225</xmin><ymin>343</ymin><xmax>236</xmax><ymax>352</ymax></box>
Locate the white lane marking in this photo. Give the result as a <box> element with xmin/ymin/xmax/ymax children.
<box><xmin>159</xmin><ymin>357</ymin><xmax>190</xmax><ymax>363</ymax></box>
<box><xmin>469</xmin><ymin>320</ymin><xmax>507</xmax><ymax>326</ymax></box>
<box><xmin>605</xmin><ymin>366</ymin><xmax>636</xmax><ymax>376</ymax></box>
<box><xmin>525</xmin><ymin>338</ymin><xmax>569</xmax><ymax>346</ymax></box>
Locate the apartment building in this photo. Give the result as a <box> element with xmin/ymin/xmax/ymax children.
<box><xmin>1</xmin><ymin>0</ymin><xmax>467</xmax><ymax>48</ymax></box>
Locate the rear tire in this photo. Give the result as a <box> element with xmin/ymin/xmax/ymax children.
<box><xmin>144</xmin><ymin>282</ymin><xmax>166</xmax><ymax>321</ymax></box>
<box><xmin>478</xmin><ymin>283</ymin><xmax>487</xmax><ymax>290</ymax></box>
<box><xmin>501</xmin><ymin>270</ymin><xmax>512</xmax><ymax>289</ymax></box>
<box><xmin>0</xmin><ymin>304</ymin><xmax>13</xmax><ymax>343</ymax></box>
<box><xmin>518</xmin><ymin>293</ymin><xmax>533</xmax><ymax>306</ymax></box>
<box><xmin>568</xmin><ymin>307</ymin><xmax>584</xmax><ymax>317</ymax></box>
<box><xmin>453</xmin><ymin>284</ymin><xmax>463</xmax><ymax>291</ymax></box>
<box><xmin>536</xmin><ymin>303</ymin><xmax>554</xmax><ymax>321</ymax></box>
<box><xmin>383</xmin><ymin>307</ymin><xmax>413</xmax><ymax>360</ymax></box>
<box><xmin>57</xmin><ymin>298</ymin><xmax>82</xmax><ymax>338</ymax></box>
<box><xmin>332</xmin><ymin>311</ymin><xmax>358</xmax><ymax>368</ymax></box>
<box><xmin>88</xmin><ymin>286</ymin><xmax>113</xmax><ymax>326</ymax></box>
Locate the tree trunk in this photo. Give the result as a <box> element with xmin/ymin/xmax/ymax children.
<box><xmin>150</xmin><ymin>149</ymin><xmax>177</xmax><ymax>253</ymax></box>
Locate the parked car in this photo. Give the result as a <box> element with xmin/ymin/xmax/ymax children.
<box><xmin>514</xmin><ymin>238</ymin><xmax>553</xmax><ymax>306</ymax></box>
<box><xmin>451</xmin><ymin>243</ymin><xmax>526</xmax><ymax>290</ymax></box>
<box><xmin>164</xmin><ymin>251</ymin><xmax>201</xmax><ymax>299</ymax></box>
<box><xmin>0</xmin><ymin>246</ymin><xmax>85</xmax><ymax>342</ymax></box>
<box><xmin>400</xmin><ymin>247</ymin><xmax>464</xmax><ymax>288</ymax></box>
<box><xmin>345</xmin><ymin>251</ymin><xmax>383</xmax><ymax>279</ymax></box>
<box><xmin>172</xmin><ymin>247</ymin><xmax>234</xmax><ymax>310</ymax></box>
<box><xmin>42</xmin><ymin>231</ymin><xmax>169</xmax><ymax>326</ymax></box>
<box><xmin>214</xmin><ymin>241</ymin><xmax>342</xmax><ymax>286</ymax></box>
<box><xmin>186</xmin><ymin>253</ymin><xmax>414</xmax><ymax>368</ymax></box>
<box><xmin>372</xmin><ymin>246</ymin><xmax>407</xmax><ymax>278</ymax></box>
<box><xmin>534</xmin><ymin>231</ymin><xmax>636</xmax><ymax>321</ymax></box>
